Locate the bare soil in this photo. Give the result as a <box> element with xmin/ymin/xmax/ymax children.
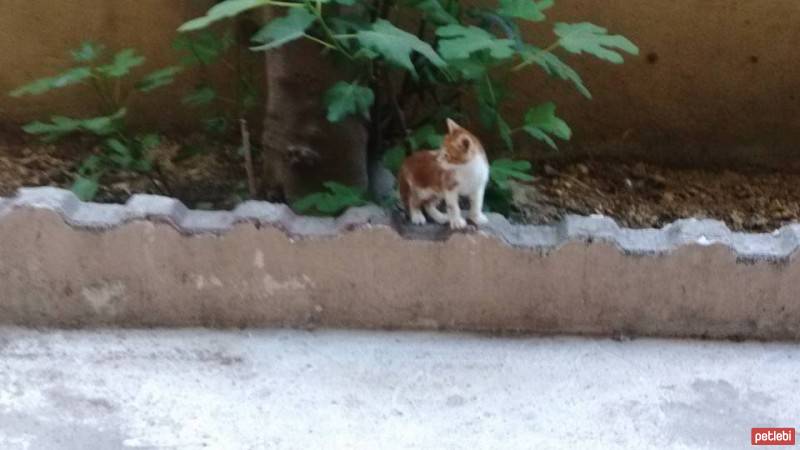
<box><xmin>1</xmin><ymin>127</ymin><xmax>799</xmax><ymax>232</ymax></box>
<box><xmin>0</xmin><ymin>128</ymin><xmax>248</xmax><ymax>210</ymax></box>
<box><xmin>512</xmin><ymin>159</ymin><xmax>800</xmax><ymax>232</ymax></box>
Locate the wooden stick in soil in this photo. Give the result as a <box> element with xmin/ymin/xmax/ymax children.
<box><xmin>240</xmin><ymin>118</ymin><xmax>257</xmax><ymax>199</ymax></box>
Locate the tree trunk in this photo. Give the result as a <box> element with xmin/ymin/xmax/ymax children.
<box><xmin>261</xmin><ymin>39</ymin><xmax>369</xmax><ymax>201</ymax></box>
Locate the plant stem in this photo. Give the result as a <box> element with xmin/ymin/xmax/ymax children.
<box><xmin>310</xmin><ymin>0</ymin><xmax>354</xmax><ymax>59</ymax></box>
<box><xmin>89</xmin><ymin>76</ymin><xmax>116</xmax><ymax>114</ymax></box>
<box><xmin>240</xmin><ymin>118</ymin><xmax>258</xmax><ymax>198</ymax></box>
<box><xmin>303</xmin><ymin>33</ymin><xmax>338</xmax><ymax>50</ymax></box>
<box><xmin>484</xmin><ymin>74</ymin><xmax>496</xmax><ymax>105</ymax></box>
<box><xmin>152</xmin><ymin>164</ymin><xmax>174</xmax><ymax>197</ymax></box>
<box><xmin>271</xmin><ymin>1</ymin><xmax>305</xmax><ymax>7</ymax></box>
<box><xmin>512</xmin><ymin>40</ymin><xmax>561</xmax><ymax>71</ymax></box>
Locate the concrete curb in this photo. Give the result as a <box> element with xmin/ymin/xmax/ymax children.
<box><xmin>0</xmin><ymin>187</ymin><xmax>798</xmax><ymax>339</ymax></box>
<box><xmin>6</xmin><ymin>187</ymin><xmax>800</xmax><ymax>259</ymax></box>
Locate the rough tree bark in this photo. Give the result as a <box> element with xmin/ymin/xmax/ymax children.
<box><xmin>260</xmin><ymin>38</ymin><xmax>369</xmax><ymax>201</ymax></box>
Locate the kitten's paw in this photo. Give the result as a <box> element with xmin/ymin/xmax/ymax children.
<box><xmin>426</xmin><ymin>208</ymin><xmax>449</xmax><ymax>225</ymax></box>
<box><xmin>449</xmin><ymin>216</ymin><xmax>468</xmax><ymax>230</ymax></box>
<box><xmin>470</xmin><ymin>213</ymin><xmax>489</xmax><ymax>225</ymax></box>
<box><xmin>410</xmin><ymin>210</ymin><xmax>427</xmax><ymax>225</ymax></box>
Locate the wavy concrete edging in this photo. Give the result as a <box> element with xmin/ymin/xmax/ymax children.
<box><xmin>0</xmin><ymin>187</ymin><xmax>798</xmax><ymax>340</ymax></box>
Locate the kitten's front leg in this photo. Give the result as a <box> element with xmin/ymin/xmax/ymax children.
<box><xmin>444</xmin><ymin>190</ymin><xmax>467</xmax><ymax>229</ymax></box>
<box><xmin>425</xmin><ymin>201</ymin><xmax>449</xmax><ymax>224</ymax></box>
<box><xmin>409</xmin><ymin>208</ymin><xmax>427</xmax><ymax>225</ymax></box>
<box><xmin>468</xmin><ymin>186</ymin><xmax>489</xmax><ymax>225</ymax></box>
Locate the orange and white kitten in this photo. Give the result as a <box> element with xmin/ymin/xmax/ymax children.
<box><xmin>398</xmin><ymin>118</ymin><xmax>490</xmax><ymax>229</ymax></box>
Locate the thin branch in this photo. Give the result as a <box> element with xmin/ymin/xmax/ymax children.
<box><xmin>513</xmin><ymin>40</ymin><xmax>561</xmax><ymax>71</ymax></box>
<box><xmin>240</xmin><ymin>118</ymin><xmax>258</xmax><ymax>198</ymax></box>
<box><xmin>303</xmin><ymin>33</ymin><xmax>338</xmax><ymax>50</ymax></box>
<box><xmin>151</xmin><ymin>164</ymin><xmax>174</xmax><ymax>197</ymax></box>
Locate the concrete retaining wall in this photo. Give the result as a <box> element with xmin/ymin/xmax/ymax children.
<box><xmin>1</xmin><ymin>187</ymin><xmax>799</xmax><ymax>340</ymax></box>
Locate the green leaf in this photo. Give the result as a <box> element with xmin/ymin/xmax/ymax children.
<box><xmin>490</xmin><ymin>158</ymin><xmax>534</xmax><ymax>189</ymax></box>
<box><xmin>137</xmin><ymin>133</ymin><xmax>161</xmax><ymax>151</ymax></box>
<box><xmin>554</xmin><ymin>22</ymin><xmax>639</xmax><ymax>64</ymax></box>
<box><xmin>436</xmin><ymin>25</ymin><xmax>515</xmax><ymax>61</ymax></box>
<box><xmin>520</xmin><ymin>46</ymin><xmax>591</xmax><ymax>98</ymax></box>
<box><xmin>183</xmin><ymin>86</ymin><xmax>217</xmax><ymax>107</ymax></box>
<box><xmin>484</xmin><ymin>183</ymin><xmax>514</xmax><ymax>215</ymax></box>
<box><xmin>407</xmin><ymin>124</ymin><xmax>444</xmax><ymax>149</ymax></box>
<box><xmin>71</xmin><ymin>177</ymin><xmax>100</xmax><ymax>201</ymax></box>
<box><xmin>22</xmin><ymin>117</ymin><xmax>82</xmax><ymax>142</ymax></box>
<box><xmin>105</xmin><ymin>138</ymin><xmax>133</xmax><ymax>168</ymax></box>
<box><xmin>80</xmin><ymin>108</ymin><xmax>127</xmax><ymax>135</ymax></box>
<box><xmin>78</xmin><ymin>155</ymin><xmax>104</xmax><ymax>177</ymax></box>
<box><xmin>329</xmin><ymin>16</ymin><xmax>371</xmax><ymax>34</ymax></box>
<box><xmin>137</xmin><ymin>66</ymin><xmax>183</xmax><ymax>92</ymax></box>
<box><xmin>356</xmin><ymin>20</ymin><xmax>446</xmax><ymax>76</ymax></box>
<box><xmin>323</xmin><ymin>81</ymin><xmax>374</xmax><ymax>122</ymax></box>
<box><xmin>446</xmin><ymin>58</ymin><xmax>489</xmax><ymax>80</ymax></box>
<box><xmin>383</xmin><ymin>146</ymin><xmax>407</xmax><ymax>173</ymax></box>
<box><xmin>71</xmin><ymin>42</ymin><xmax>105</xmax><ymax>62</ymax></box>
<box><xmin>173</xmin><ymin>31</ymin><xmax>234</xmax><ymax>66</ymax></box>
<box><xmin>9</xmin><ymin>67</ymin><xmax>92</xmax><ymax>97</ymax></box>
<box><xmin>179</xmin><ymin>0</ymin><xmax>271</xmax><ymax>32</ymax></box>
<box><xmin>251</xmin><ymin>8</ymin><xmax>316</xmax><ymax>51</ymax></box>
<box><xmin>22</xmin><ymin>109</ymin><xmax>126</xmax><ymax>142</ymax></box>
<box><xmin>292</xmin><ymin>182</ymin><xmax>367</xmax><ymax>215</ymax></box>
<box><xmin>498</xmin><ymin>116</ymin><xmax>513</xmax><ymax>150</ymax></box>
<box><xmin>98</xmin><ymin>49</ymin><xmax>146</xmax><ymax>78</ymax></box>
<box><xmin>408</xmin><ymin>0</ymin><xmax>457</xmax><ymax>25</ymax></box>
<box><xmin>203</xmin><ymin>116</ymin><xmax>229</xmax><ymax>135</ymax></box>
<box><xmin>174</xmin><ymin>144</ymin><xmax>209</xmax><ymax>162</ymax></box>
<box><xmin>497</xmin><ymin>0</ymin><xmax>553</xmax><ymax>21</ymax></box>
<box><xmin>475</xmin><ymin>75</ymin><xmax>507</xmax><ymax>130</ymax></box>
<box><xmin>522</xmin><ymin>102</ymin><xmax>571</xmax><ymax>149</ymax></box>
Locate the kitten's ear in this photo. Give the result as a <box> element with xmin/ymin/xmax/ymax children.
<box><xmin>446</xmin><ymin>118</ymin><xmax>462</xmax><ymax>134</ymax></box>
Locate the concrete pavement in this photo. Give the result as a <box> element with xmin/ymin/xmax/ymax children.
<box><xmin>0</xmin><ymin>328</ymin><xmax>798</xmax><ymax>449</ymax></box>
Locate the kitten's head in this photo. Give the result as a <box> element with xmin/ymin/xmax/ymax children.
<box><xmin>442</xmin><ymin>118</ymin><xmax>485</xmax><ymax>164</ymax></box>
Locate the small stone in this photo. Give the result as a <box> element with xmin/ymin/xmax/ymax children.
<box><xmin>624</xmin><ymin>178</ymin><xmax>634</xmax><ymax>190</ymax></box>
<box><xmin>576</xmin><ymin>163</ymin><xmax>589</xmax><ymax>176</ymax></box>
<box><xmin>729</xmin><ymin>210</ymin><xmax>744</xmax><ymax>229</ymax></box>
<box><xmin>632</xmin><ymin>162</ymin><xmax>647</xmax><ymax>177</ymax></box>
<box><xmin>111</xmin><ymin>182</ymin><xmax>132</xmax><ymax>194</ymax></box>
<box><xmin>543</xmin><ymin>164</ymin><xmax>558</xmax><ymax>176</ymax></box>
<box><xmin>749</xmin><ymin>215</ymin><xmax>768</xmax><ymax>228</ymax></box>
<box><xmin>649</xmin><ymin>174</ymin><xmax>667</xmax><ymax>187</ymax></box>
<box><xmin>661</xmin><ymin>192</ymin><xmax>675</xmax><ymax>203</ymax></box>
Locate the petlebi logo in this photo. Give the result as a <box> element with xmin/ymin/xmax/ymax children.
<box><xmin>751</xmin><ymin>428</ymin><xmax>796</xmax><ymax>446</ymax></box>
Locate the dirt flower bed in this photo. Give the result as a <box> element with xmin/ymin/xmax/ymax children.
<box><xmin>513</xmin><ymin>159</ymin><xmax>800</xmax><ymax>232</ymax></box>
<box><xmin>2</xmin><ymin>129</ymin><xmax>799</xmax><ymax>232</ymax></box>
<box><xmin>0</xmin><ymin>130</ymin><xmax>247</xmax><ymax>210</ymax></box>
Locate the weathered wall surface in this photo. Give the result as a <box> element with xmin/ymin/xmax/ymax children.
<box><xmin>1</xmin><ymin>187</ymin><xmax>799</xmax><ymax>340</ymax></box>
<box><xmin>1</xmin><ymin>1</ymin><xmax>799</xmax><ymax>168</ymax></box>
<box><xmin>0</xmin><ymin>0</ymin><xmax>218</xmax><ymax>129</ymax></box>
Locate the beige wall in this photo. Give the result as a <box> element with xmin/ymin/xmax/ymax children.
<box><xmin>0</xmin><ymin>0</ymin><xmax>218</xmax><ymax>129</ymax></box>
<box><xmin>2</xmin><ymin>1</ymin><xmax>799</xmax><ymax>168</ymax></box>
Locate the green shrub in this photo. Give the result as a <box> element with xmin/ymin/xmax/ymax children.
<box><xmin>10</xmin><ymin>42</ymin><xmax>181</xmax><ymax>200</ymax></box>
<box><xmin>181</xmin><ymin>0</ymin><xmax>637</xmax><ymax>216</ymax></box>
